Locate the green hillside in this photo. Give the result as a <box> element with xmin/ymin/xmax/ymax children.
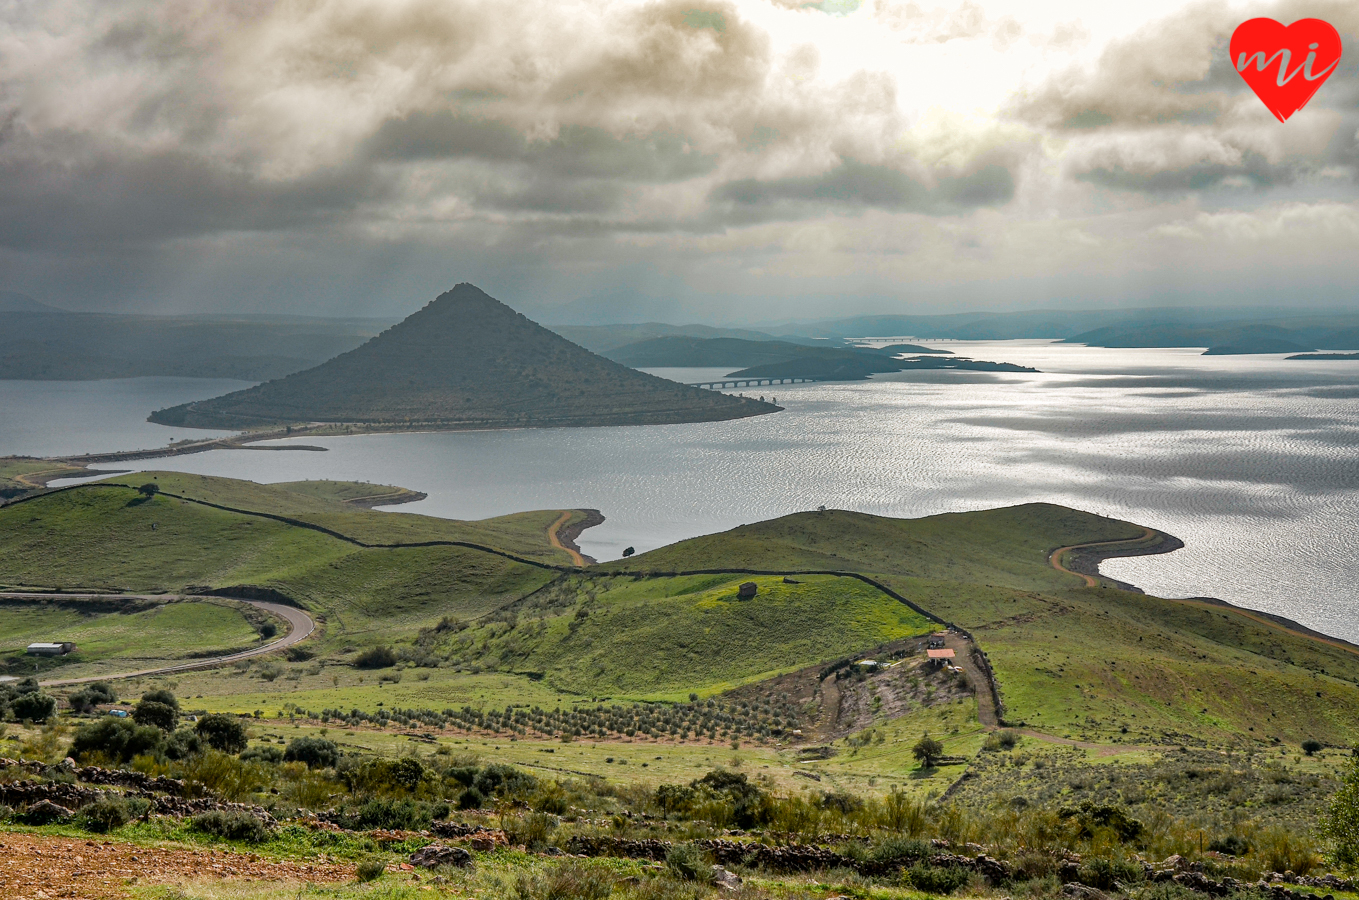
<box><xmin>5</xmin><ymin>479</ymin><xmax>1359</xmax><ymax>750</ymax></box>
<box><xmin>608</xmin><ymin>506</ymin><xmax>1359</xmax><ymax>746</ymax></box>
<box><xmin>149</xmin><ymin>284</ymin><xmax>777</xmax><ymax>430</ymax></box>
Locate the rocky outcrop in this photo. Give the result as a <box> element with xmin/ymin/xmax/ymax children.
<box><xmin>410</xmin><ymin>845</ymin><xmax>473</xmax><ymax>868</ymax></box>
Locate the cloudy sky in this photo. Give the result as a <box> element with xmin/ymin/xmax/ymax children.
<box><xmin>2</xmin><ymin>0</ymin><xmax>1357</xmax><ymax>323</ymax></box>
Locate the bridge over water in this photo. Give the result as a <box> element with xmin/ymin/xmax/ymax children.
<box><xmin>688</xmin><ymin>376</ymin><xmax>821</xmax><ymax>390</ymax></box>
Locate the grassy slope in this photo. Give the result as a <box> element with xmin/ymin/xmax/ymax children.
<box><xmin>607</xmin><ymin>505</ymin><xmax>1359</xmax><ymax>746</ymax></box>
<box><xmin>0</xmin><ymin>599</ymin><xmax>259</xmax><ymax>668</ymax></box>
<box><xmin>471</xmin><ymin>573</ymin><xmax>935</xmax><ymax>699</ymax></box>
<box><xmin>0</xmin><ymin>477</ymin><xmax>567</xmax><ymax>649</ymax></box>
<box><xmin>117</xmin><ymin>472</ymin><xmax>574</xmax><ymax>562</ymax></box>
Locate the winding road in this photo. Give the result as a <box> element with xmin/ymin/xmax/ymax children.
<box><xmin>0</xmin><ymin>592</ymin><xmax>315</xmax><ymax>687</ymax></box>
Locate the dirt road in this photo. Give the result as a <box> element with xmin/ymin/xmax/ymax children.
<box><xmin>0</xmin><ymin>592</ymin><xmax>316</xmax><ymax>687</ymax></box>
<box><xmin>547</xmin><ymin>511</ymin><xmax>587</xmax><ymax>567</ymax></box>
<box><xmin>0</xmin><ymin>832</ymin><xmax>352</xmax><ymax>899</ymax></box>
<box><xmin>1049</xmin><ymin>527</ymin><xmax>1158</xmax><ymax>588</ymax></box>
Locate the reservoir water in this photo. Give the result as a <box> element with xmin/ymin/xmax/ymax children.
<box><xmin>5</xmin><ymin>342</ymin><xmax>1358</xmax><ymax>641</ymax></box>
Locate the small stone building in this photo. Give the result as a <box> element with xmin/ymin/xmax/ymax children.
<box><xmin>737</xmin><ymin>581</ymin><xmax>758</xmax><ymax>599</ymax></box>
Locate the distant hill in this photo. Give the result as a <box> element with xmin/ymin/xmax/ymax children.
<box><xmin>0</xmin><ymin>311</ymin><xmax>383</xmax><ymax>380</ymax></box>
<box><xmin>604</xmin><ymin>336</ymin><xmax>954</xmax><ymax>369</ymax></box>
<box><xmin>0</xmin><ymin>291</ymin><xmax>65</xmax><ymax>313</ymax></box>
<box><xmin>149</xmin><ymin>284</ymin><xmax>777</xmax><ymax>430</ymax></box>
<box><xmin>552</xmin><ymin>323</ymin><xmax>796</xmax><ymax>354</ymax></box>
<box><xmin>1066</xmin><ymin>318</ymin><xmax>1359</xmax><ymax>355</ymax></box>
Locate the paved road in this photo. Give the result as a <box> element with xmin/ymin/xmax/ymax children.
<box><xmin>0</xmin><ymin>592</ymin><xmax>315</xmax><ymax>687</ymax></box>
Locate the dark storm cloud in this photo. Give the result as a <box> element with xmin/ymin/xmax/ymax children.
<box><xmin>0</xmin><ymin>131</ymin><xmax>388</xmax><ymax>250</ymax></box>
<box><xmin>1076</xmin><ymin>153</ymin><xmax>1298</xmax><ymax>193</ymax></box>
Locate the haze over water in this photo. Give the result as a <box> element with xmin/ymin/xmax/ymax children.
<box><xmin>11</xmin><ymin>341</ymin><xmax>1359</xmax><ymax>642</ymax></box>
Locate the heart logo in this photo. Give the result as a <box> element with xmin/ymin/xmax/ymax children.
<box><xmin>1231</xmin><ymin>18</ymin><xmax>1342</xmax><ymax>122</ymax></box>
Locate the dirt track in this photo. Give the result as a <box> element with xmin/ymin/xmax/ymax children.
<box><xmin>0</xmin><ymin>832</ymin><xmax>352</xmax><ymax>899</ymax></box>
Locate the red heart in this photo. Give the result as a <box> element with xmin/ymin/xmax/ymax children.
<box><xmin>1230</xmin><ymin>18</ymin><xmax>1342</xmax><ymax>122</ymax></box>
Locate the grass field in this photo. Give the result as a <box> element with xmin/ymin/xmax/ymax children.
<box><xmin>0</xmin><ymin>597</ymin><xmax>266</xmax><ymax>677</ymax></box>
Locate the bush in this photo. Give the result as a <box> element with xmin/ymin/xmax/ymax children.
<box><xmin>284</xmin><ymin>737</ymin><xmax>338</xmax><ymax>769</ymax></box>
<box><xmin>180</xmin><ymin>750</ymin><xmax>270</xmax><ymax>801</ymax></box>
<box><xmin>665</xmin><ymin>843</ymin><xmax>714</xmax><ymax>883</ymax></box>
<box><xmin>353</xmin><ymin>647</ymin><xmax>397</xmax><ymax>669</ymax></box>
<box><xmin>356</xmin><ymin>856</ymin><xmax>387</xmax><ymax>883</ymax></box>
<box><xmin>342</xmin><ymin>756</ymin><xmax>427</xmax><ymax>795</ymax></box>
<box><xmin>515</xmin><ymin>861</ymin><xmax>615</xmax><ymax>900</ymax></box>
<box><xmin>1322</xmin><ymin>752</ymin><xmax>1359</xmax><ymax>873</ymax></box>
<box><xmin>70</xmin><ymin>718</ymin><xmax>165</xmax><ymax>764</ymax></box>
<box><xmin>77</xmin><ymin>796</ymin><xmax>149</xmax><ymax>833</ymax></box>
<box><xmin>190</xmin><ymin>809</ymin><xmax>274</xmax><ymax>843</ymax></box>
<box><xmin>141</xmin><ymin>689</ymin><xmax>179</xmax><ymax>709</ymax></box>
<box><xmin>1058</xmin><ymin>800</ymin><xmax>1144</xmax><ymax>843</ymax></box>
<box><xmin>904</xmin><ymin>862</ymin><xmax>970</xmax><ymax>894</ymax></box>
<box><xmin>474</xmin><ymin>762</ymin><xmax>537</xmax><ymax>800</ymax></box>
<box><xmin>1208</xmin><ymin>835</ymin><xmax>1251</xmax><ymax>857</ymax></box>
<box><xmin>983</xmin><ymin>730</ymin><xmax>1020</xmax><ymax>752</ymax></box>
<box><xmin>1303</xmin><ymin>740</ymin><xmax>1324</xmax><ymax>756</ymax></box>
<box><xmin>1079</xmin><ymin>856</ymin><xmax>1144</xmax><ymax>890</ymax></box>
<box><xmin>346</xmin><ymin>798</ymin><xmax>433</xmax><ymax>830</ymax></box>
<box><xmin>503</xmin><ymin>811</ymin><xmax>556</xmax><ymax>850</ymax></box>
<box><xmin>259</xmin><ymin>622</ymin><xmax>278</xmax><ymax>639</ymax></box>
<box><xmin>11</xmin><ymin>692</ymin><xmax>57</xmax><ymax>723</ymax></box>
<box><xmin>69</xmin><ymin>682</ymin><xmax>118</xmax><ymax>713</ymax></box>
<box><xmin>240</xmin><ymin>744</ymin><xmax>284</xmax><ymax>764</ymax></box>
<box><xmin>457</xmin><ymin>786</ymin><xmax>486</xmax><ymax>809</ymax></box>
<box><xmin>195</xmin><ymin>714</ymin><xmax>249</xmax><ymax>753</ymax></box>
<box><xmin>164</xmin><ymin>727</ymin><xmax>203</xmax><ymax>760</ymax></box>
<box><xmin>133</xmin><ymin>700</ymin><xmax>178</xmax><ymax>732</ymax></box>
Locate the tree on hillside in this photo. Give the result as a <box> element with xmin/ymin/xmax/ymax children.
<box><xmin>138</xmin><ymin>483</ymin><xmax>159</xmax><ymax>496</ymax></box>
<box><xmin>196</xmin><ymin>713</ymin><xmax>249</xmax><ymax>754</ymax></box>
<box><xmin>1320</xmin><ymin>749</ymin><xmax>1359</xmax><ymax>873</ymax></box>
<box><xmin>912</xmin><ymin>733</ymin><xmax>944</xmax><ymax>768</ymax></box>
<box><xmin>134</xmin><ymin>690</ymin><xmax>180</xmax><ymax>732</ymax></box>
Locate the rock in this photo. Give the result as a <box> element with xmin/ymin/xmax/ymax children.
<box><xmin>22</xmin><ymin>800</ymin><xmax>75</xmax><ymax>824</ymax></box>
<box><xmin>410</xmin><ymin>845</ymin><xmax>473</xmax><ymax>869</ymax></box>
<box><xmin>1160</xmin><ymin>854</ymin><xmax>1189</xmax><ymax>872</ymax></box>
<box><xmin>1061</xmin><ymin>884</ymin><xmax>1110</xmax><ymax>900</ymax></box>
<box><xmin>711</xmin><ymin>866</ymin><xmax>742</xmax><ymax>891</ymax></box>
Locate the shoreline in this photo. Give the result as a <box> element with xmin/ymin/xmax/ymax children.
<box><xmin>1054</xmin><ymin>527</ymin><xmax>1359</xmax><ymax>656</ymax></box>
<box><xmin>552</xmin><ymin>508</ymin><xmax>606</xmax><ymax>566</ymax></box>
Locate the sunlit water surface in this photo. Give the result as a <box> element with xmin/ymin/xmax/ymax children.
<box><xmin>10</xmin><ymin>342</ymin><xmax>1359</xmax><ymax>641</ymax></box>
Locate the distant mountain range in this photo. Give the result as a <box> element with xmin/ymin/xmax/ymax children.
<box><xmin>0</xmin><ymin>297</ymin><xmax>387</xmax><ymax>381</ymax></box>
<box><xmin>149</xmin><ymin>284</ymin><xmax>777</xmax><ymax>431</ymax></box>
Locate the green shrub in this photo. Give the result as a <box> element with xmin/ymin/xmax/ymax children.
<box><xmin>503</xmin><ymin>811</ymin><xmax>556</xmax><ymax>850</ymax></box>
<box><xmin>189</xmin><ymin>809</ymin><xmax>274</xmax><ymax>843</ymax></box>
<box><xmin>1303</xmin><ymin>740</ymin><xmax>1324</xmax><ymax>756</ymax></box>
<box><xmin>240</xmin><ymin>744</ymin><xmax>284</xmax><ymax>764</ymax></box>
<box><xmin>77</xmin><ymin>796</ymin><xmax>150</xmax><ymax>832</ymax></box>
<box><xmin>983</xmin><ymin>730</ymin><xmax>1020</xmax><ymax>752</ymax></box>
<box><xmin>665</xmin><ymin>843</ymin><xmax>713</xmax><ymax>883</ymax></box>
<box><xmin>164</xmin><ymin>727</ymin><xmax>203</xmax><ymax>760</ymax></box>
<box><xmin>283</xmin><ymin>736</ymin><xmax>338</xmax><ymax>769</ymax></box>
<box><xmin>70</xmin><ymin>718</ymin><xmax>165</xmax><ymax>764</ymax></box>
<box><xmin>457</xmin><ymin>786</ymin><xmax>486</xmax><ymax>809</ymax></box>
<box><xmin>1208</xmin><ymin>835</ymin><xmax>1250</xmax><ymax>857</ymax></box>
<box><xmin>515</xmin><ymin>861</ymin><xmax>615</xmax><ymax>900</ymax></box>
<box><xmin>1079</xmin><ymin>856</ymin><xmax>1144</xmax><ymax>890</ymax></box>
<box><xmin>356</xmin><ymin>856</ymin><xmax>387</xmax><ymax>882</ymax></box>
<box><xmin>903</xmin><ymin>862</ymin><xmax>970</xmax><ymax>894</ymax></box>
<box><xmin>11</xmin><ymin>692</ymin><xmax>57</xmax><ymax>723</ymax></box>
<box><xmin>869</xmin><ymin>835</ymin><xmax>930</xmax><ymax>868</ymax></box>
<box><xmin>345</xmin><ymin>798</ymin><xmax>433</xmax><ymax>830</ymax></box>
<box><xmin>142</xmin><ymin>689</ymin><xmax>179</xmax><ymax>709</ymax></box>
<box><xmin>342</xmin><ymin>756</ymin><xmax>427</xmax><ymax>795</ymax></box>
<box><xmin>353</xmin><ymin>647</ymin><xmax>397</xmax><ymax>669</ymax></box>
<box><xmin>133</xmin><ymin>700</ymin><xmax>178</xmax><ymax>732</ymax></box>
<box><xmin>1058</xmin><ymin>800</ymin><xmax>1144</xmax><ymax>843</ymax></box>
<box><xmin>68</xmin><ymin>682</ymin><xmax>118</xmax><ymax>713</ymax></box>
<box><xmin>195</xmin><ymin>714</ymin><xmax>249</xmax><ymax>753</ymax></box>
